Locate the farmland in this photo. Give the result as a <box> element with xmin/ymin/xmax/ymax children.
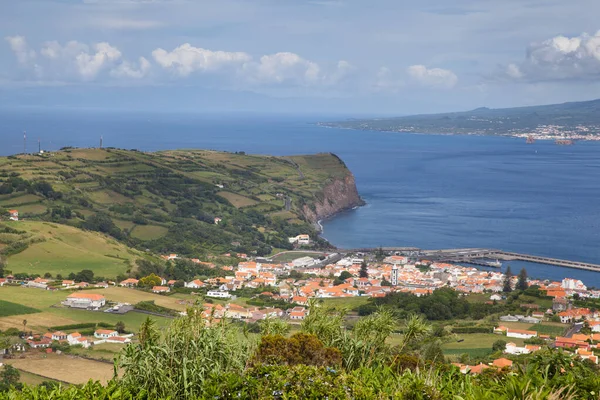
<box><xmin>0</xmin><ymin>286</ymin><xmax>173</xmax><ymax>332</ymax></box>
<box><xmin>0</xmin><ymin>148</ymin><xmax>359</xmax><ymax>262</ymax></box>
<box><xmin>0</xmin><ymin>221</ymin><xmax>145</xmax><ymax>277</ymax></box>
<box><xmin>6</xmin><ymin>353</ymin><xmax>114</xmax><ymax>384</ymax></box>
<box><xmin>0</xmin><ymin>299</ymin><xmax>40</xmax><ymax>317</ymax></box>
<box><xmin>442</xmin><ymin>333</ymin><xmax>526</xmax><ymax>358</ymax></box>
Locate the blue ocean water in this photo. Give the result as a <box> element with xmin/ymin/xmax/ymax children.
<box><xmin>1</xmin><ymin>110</ymin><xmax>600</xmax><ymax>285</ymax></box>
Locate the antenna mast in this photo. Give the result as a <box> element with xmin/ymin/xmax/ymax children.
<box><xmin>23</xmin><ymin>131</ymin><xmax>26</xmax><ymax>154</ymax></box>
<box><xmin>38</xmin><ymin>138</ymin><xmax>41</xmax><ymax>153</ymax></box>
<box><xmin>100</xmin><ymin>135</ymin><xmax>103</xmax><ymax>149</ymax></box>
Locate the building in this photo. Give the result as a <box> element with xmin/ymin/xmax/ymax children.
<box><xmin>562</xmin><ymin>278</ymin><xmax>587</xmax><ymax>292</ymax></box>
<box><xmin>185</xmin><ymin>279</ymin><xmax>205</xmax><ymax>289</ymax></box>
<box><xmin>152</xmin><ymin>286</ymin><xmax>170</xmax><ymax>293</ymax></box>
<box><xmin>63</xmin><ymin>293</ymin><xmax>106</xmax><ymax>309</ymax></box>
<box><xmin>492</xmin><ymin>358</ymin><xmax>513</xmax><ymax>369</ymax></box>
<box><xmin>506</xmin><ymin>328</ymin><xmax>537</xmax><ymax>339</ymax></box>
<box><xmin>206</xmin><ymin>290</ymin><xmax>231</xmax><ymax>299</ymax></box>
<box><xmin>291</xmin><ymin>256</ymin><xmax>316</xmax><ymax>268</ymax></box>
<box><xmin>94</xmin><ymin>330</ymin><xmax>119</xmax><ymax>339</ymax></box>
<box><xmin>288</xmin><ymin>234</ymin><xmax>310</xmax><ymax>245</ymax></box>
<box><xmin>8</xmin><ymin>210</ymin><xmax>18</xmax><ymax>221</ymax></box>
<box><xmin>119</xmin><ymin>278</ymin><xmax>139</xmax><ymax>287</ymax></box>
<box><xmin>214</xmin><ymin>217</ymin><xmax>222</xmax><ymax>225</ymax></box>
<box><xmin>391</xmin><ymin>266</ymin><xmax>399</xmax><ymax>286</ymax></box>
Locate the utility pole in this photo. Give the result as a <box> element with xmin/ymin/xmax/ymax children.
<box><xmin>100</xmin><ymin>135</ymin><xmax>103</xmax><ymax>149</ymax></box>
<box><xmin>23</xmin><ymin>131</ymin><xmax>26</xmax><ymax>154</ymax></box>
<box><xmin>38</xmin><ymin>138</ymin><xmax>41</xmax><ymax>153</ymax></box>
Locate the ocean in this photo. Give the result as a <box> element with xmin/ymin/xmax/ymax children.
<box><xmin>2</xmin><ymin>110</ymin><xmax>600</xmax><ymax>286</ymax></box>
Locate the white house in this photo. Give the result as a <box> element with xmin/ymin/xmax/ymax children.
<box><xmin>562</xmin><ymin>278</ymin><xmax>587</xmax><ymax>292</ymax></box>
<box><xmin>288</xmin><ymin>234</ymin><xmax>310</xmax><ymax>245</ymax></box>
<box><xmin>505</xmin><ymin>342</ymin><xmax>530</xmax><ymax>355</ymax></box>
<box><xmin>8</xmin><ymin>210</ymin><xmax>18</xmax><ymax>221</ymax></box>
<box><xmin>506</xmin><ymin>328</ymin><xmax>537</xmax><ymax>339</ymax></box>
<box><xmin>490</xmin><ymin>294</ymin><xmax>502</xmax><ymax>301</ymax></box>
<box><xmin>185</xmin><ymin>279</ymin><xmax>205</xmax><ymax>289</ymax></box>
<box><xmin>94</xmin><ymin>329</ymin><xmax>119</xmax><ymax>339</ymax></box>
<box><xmin>206</xmin><ymin>290</ymin><xmax>231</xmax><ymax>299</ymax></box>
<box><xmin>67</xmin><ymin>333</ymin><xmax>91</xmax><ymax>349</ymax></box>
<box><xmin>152</xmin><ymin>286</ymin><xmax>170</xmax><ymax>293</ymax></box>
<box><xmin>63</xmin><ymin>293</ymin><xmax>106</xmax><ymax>309</ymax></box>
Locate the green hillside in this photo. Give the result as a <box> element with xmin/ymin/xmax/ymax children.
<box><xmin>0</xmin><ymin>221</ymin><xmax>145</xmax><ymax>277</ymax></box>
<box><xmin>0</xmin><ymin>148</ymin><xmax>355</xmax><ymax>268</ymax></box>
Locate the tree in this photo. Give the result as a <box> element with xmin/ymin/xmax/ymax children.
<box><xmin>492</xmin><ymin>339</ymin><xmax>507</xmax><ymax>352</ymax></box>
<box><xmin>516</xmin><ymin>268</ymin><xmax>528</xmax><ymax>291</ymax></box>
<box><xmin>359</xmin><ymin>261</ymin><xmax>369</xmax><ymax>279</ymax></box>
<box><xmin>22</xmin><ymin>319</ymin><xmax>27</xmax><ymax>332</ymax></box>
<box><xmin>0</xmin><ymin>364</ymin><xmax>20</xmax><ymax>387</ymax></box>
<box><xmin>0</xmin><ymin>256</ymin><xmax>5</xmax><ymax>278</ymax></box>
<box><xmin>139</xmin><ymin>273</ymin><xmax>162</xmax><ymax>288</ymax></box>
<box><xmin>75</xmin><ymin>269</ymin><xmax>94</xmax><ymax>283</ymax></box>
<box><xmin>503</xmin><ymin>266</ymin><xmax>513</xmax><ymax>292</ymax></box>
<box><xmin>116</xmin><ymin>321</ymin><xmax>126</xmax><ymax>334</ymax></box>
<box><xmin>339</xmin><ymin>271</ymin><xmax>353</xmax><ymax>281</ymax></box>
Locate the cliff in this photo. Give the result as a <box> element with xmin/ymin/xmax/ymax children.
<box><xmin>301</xmin><ymin>173</ymin><xmax>365</xmax><ymax>225</ymax></box>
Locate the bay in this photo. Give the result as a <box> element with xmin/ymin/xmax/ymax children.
<box><xmin>1</xmin><ymin>110</ymin><xmax>599</xmax><ymax>286</ymax></box>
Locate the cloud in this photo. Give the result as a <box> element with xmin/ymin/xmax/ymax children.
<box><xmin>5</xmin><ymin>36</ymin><xmax>36</xmax><ymax>64</ymax></box>
<box><xmin>111</xmin><ymin>57</ymin><xmax>151</xmax><ymax>79</ymax></box>
<box><xmin>76</xmin><ymin>42</ymin><xmax>122</xmax><ymax>80</ymax></box>
<box><xmin>372</xmin><ymin>66</ymin><xmax>404</xmax><ymax>92</ymax></box>
<box><xmin>89</xmin><ymin>18</ymin><xmax>165</xmax><ymax>30</ymax></box>
<box><xmin>152</xmin><ymin>43</ymin><xmax>351</xmax><ymax>87</ymax></box>
<box><xmin>152</xmin><ymin>44</ymin><xmax>251</xmax><ymax>76</ymax></box>
<box><xmin>244</xmin><ymin>52</ymin><xmax>321</xmax><ymax>85</ymax></box>
<box><xmin>7</xmin><ymin>37</ymin><xmax>149</xmax><ymax>81</ymax></box>
<box><xmin>500</xmin><ymin>30</ymin><xmax>600</xmax><ymax>82</ymax></box>
<box><xmin>407</xmin><ymin>65</ymin><xmax>458</xmax><ymax>88</ymax></box>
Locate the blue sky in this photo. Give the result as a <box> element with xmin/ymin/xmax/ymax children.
<box><xmin>1</xmin><ymin>0</ymin><xmax>600</xmax><ymax>114</ymax></box>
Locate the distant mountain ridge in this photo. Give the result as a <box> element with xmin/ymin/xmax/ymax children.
<box><xmin>321</xmin><ymin>98</ymin><xmax>600</xmax><ymax>138</ymax></box>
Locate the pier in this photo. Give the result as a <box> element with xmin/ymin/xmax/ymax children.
<box><xmin>340</xmin><ymin>247</ymin><xmax>600</xmax><ymax>272</ymax></box>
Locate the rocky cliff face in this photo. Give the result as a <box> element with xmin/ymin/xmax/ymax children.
<box><xmin>301</xmin><ymin>173</ymin><xmax>365</xmax><ymax>226</ymax></box>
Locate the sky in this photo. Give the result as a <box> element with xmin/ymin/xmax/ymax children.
<box><xmin>1</xmin><ymin>0</ymin><xmax>600</xmax><ymax>115</ymax></box>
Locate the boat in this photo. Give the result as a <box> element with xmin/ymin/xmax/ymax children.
<box><xmin>555</xmin><ymin>139</ymin><xmax>573</xmax><ymax>145</ymax></box>
<box><xmin>487</xmin><ymin>260</ymin><xmax>502</xmax><ymax>268</ymax></box>
<box><xmin>526</xmin><ymin>136</ymin><xmax>535</xmax><ymax>144</ymax></box>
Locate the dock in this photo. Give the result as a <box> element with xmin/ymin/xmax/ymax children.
<box><xmin>340</xmin><ymin>247</ymin><xmax>600</xmax><ymax>272</ymax></box>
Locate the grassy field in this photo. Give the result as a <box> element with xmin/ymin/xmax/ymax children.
<box><xmin>442</xmin><ymin>333</ymin><xmax>526</xmax><ymax>357</ymax></box>
<box><xmin>69</xmin><ymin>343</ymin><xmax>124</xmax><ymax>362</ymax></box>
<box><xmin>217</xmin><ymin>191</ymin><xmax>259</xmax><ymax>208</ymax></box>
<box><xmin>84</xmin><ymin>287</ymin><xmax>192</xmax><ymax>311</ymax></box>
<box><xmin>500</xmin><ymin>321</ymin><xmax>565</xmax><ymax>337</ymax></box>
<box><xmin>6</xmin><ymin>354</ymin><xmax>114</xmax><ymax>384</ymax></box>
<box><xmin>17</xmin><ymin>370</ymin><xmax>59</xmax><ymax>386</ymax></box>
<box><xmin>321</xmin><ymin>297</ymin><xmax>370</xmax><ymax>310</ymax></box>
<box><xmin>130</xmin><ymin>225</ymin><xmax>169</xmax><ymax>240</ymax></box>
<box><xmin>0</xmin><ymin>299</ymin><xmax>40</xmax><ymax>317</ymax></box>
<box><xmin>1</xmin><ymin>221</ymin><xmax>144</xmax><ymax>277</ymax></box>
<box><xmin>0</xmin><ymin>286</ymin><xmax>172</xmax><ymax>332</ymax></box>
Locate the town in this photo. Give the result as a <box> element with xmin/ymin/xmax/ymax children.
<box><xmin>3</xmin><ymin>241</ymin><xmax>600</xmax><ymax>382</ymax></box>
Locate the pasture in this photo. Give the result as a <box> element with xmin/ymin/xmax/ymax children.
<box><xmin>0</xmin><ymin>300</ymin><xmax>40</xmax><ymax>317</ymax></box>
<box><xmin>7</xmin><ymin>354</ymin><xmax>114</xmax><ymax>384</ymax></box>
<box><xmin>0</xmin><ymin>286</ymin><xmax>172</xmax><ymax>332</ymax></box>
<box><xmin>2</xmin><ymin>221</ymin><xmax>142</xmax><ymax>277</ymax></box>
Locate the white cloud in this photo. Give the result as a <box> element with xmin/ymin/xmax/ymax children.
<box><xmin>244</xmin><ymin>52</ymin><xmax>321</xmax><ymax>85</ymax></box>
<box><xmin>90</xmin><ymin>18</ymin><xmax>165</xmax><ymax>30</ymax></box>
<box><xmin>110</xmin><ymin>56</ymin><xmax>151</xmax><ymax>79</ymax></box>
<box><xmin>152</xmin><ymin>44</ymin><xmax>251</xmax><ymax>76</ymax></box>
<box><xmin>76</xmin><ymin>42</ymin><xmax>122</xmax><ymax>80</ymax></box>
<box><xmin>372</xmin><ymin>66</ymin><xmax>404</xmax><ymax>92</ymax></box>
<box><xmin>6</xmin><ymin>37</ymin><xmax>150</xmax><ymax>82</ymax></box>
<box><xmin>5</xmin><ymin>36</ymin><xmax>36</xmax><ymax>64</ymax></box>
<box><xmin>501</xmin><ymin>30</ymin><xmax>600</xmax><ymax>82</ymax></box>
<box><xmin>407</xmin><ymin>65</ymin><xmax>458</xmax><ymax>88</ymax></box>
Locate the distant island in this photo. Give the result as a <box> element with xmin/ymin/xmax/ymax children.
<box><xmin>320</xmin><ymin>98</ymin><xmax>600</xmax><ymax>141</ymax></box>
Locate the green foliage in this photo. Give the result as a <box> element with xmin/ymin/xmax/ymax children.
<box><xmin>372</xmin><ymin>287</ymin><xmax>495</xmax><ymax>320</ymax></box>
<box><xmin>503</xmin><ymin>266</ymin><xmax>513</xmax><ymax>292</ymax></box>
<box><xmin>517</xmin><ymin>268</ymin><xmax>529</xmax><ymax>291</ymax></box>
<box><xmin>134</xmin><ymin>301</ymin><xmax>179</xmax><ymax>316</ymax></box>
<box><xmin>252</xmin><ymin>333</ymin><xmax>342</xmax><ymax>367</ymax></box>
<box><xmin>492</xmin><ymin>339</ymin><xmax>506</xmax><ymax>352</ymax></box>
<box><xmin>0</xmin><ymin>300</ymin><xmax>40</xmax><ymax>317</ymax></box>
<box><xmin>138</xmin><ymin>273</ymin><xmax>162</xmax><ymax>288</ymax></box>
<box><xmin>359</xmin><ymin>260</ymin><xmax>368</xmax><ymax>279</ymax></box>
<box><xmin>49</xmin><ymin>322</ymin><xmax>114</xmax><ymax>331</ymax></box>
